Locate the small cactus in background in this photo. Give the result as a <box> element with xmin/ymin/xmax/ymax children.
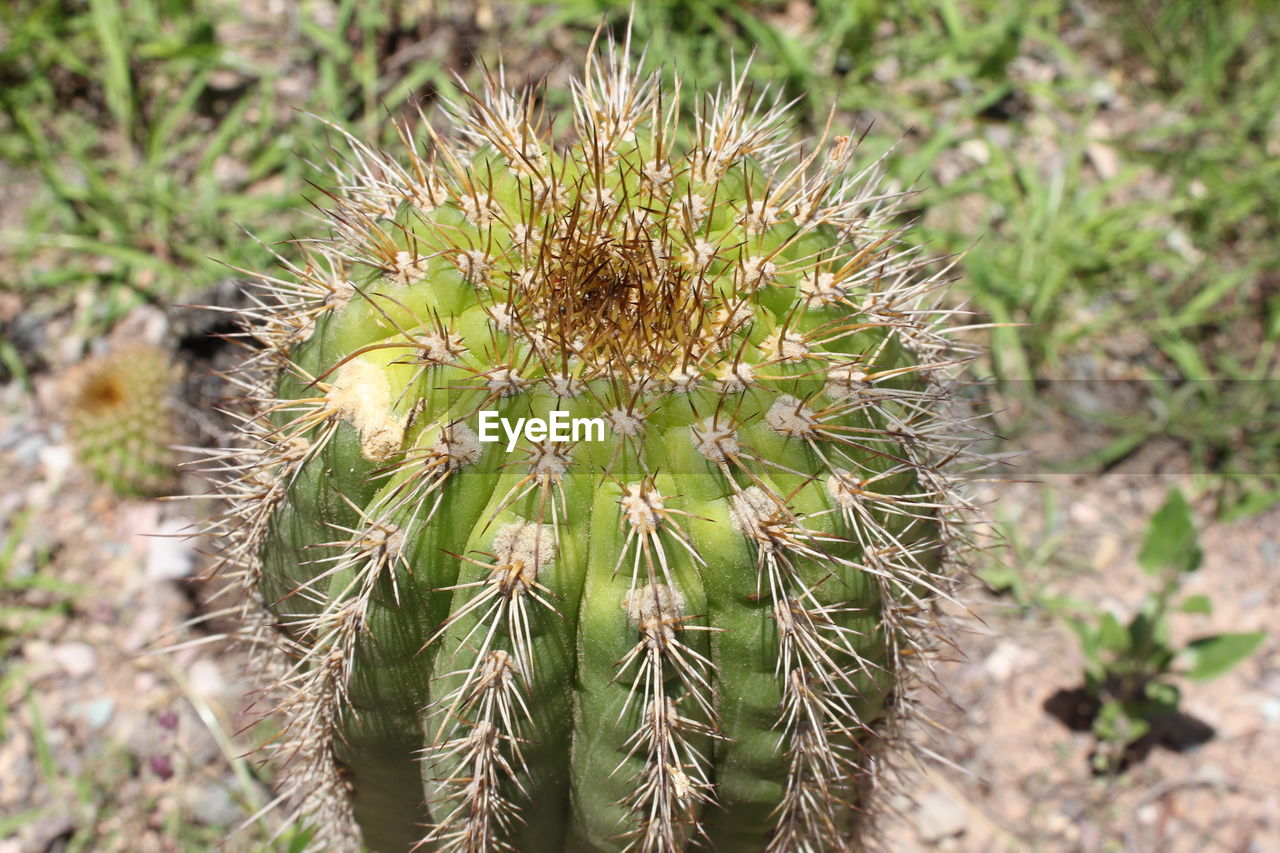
<box><xmin>204</xmin><ymin>36</ymin><xmax>982</xmax><ymax>853</ymax></box>
<box><xmin>63</xmin><ymin>344</ymin><xmax>179</xmax><ymax>497</ymax></box>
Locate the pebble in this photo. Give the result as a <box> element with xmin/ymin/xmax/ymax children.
<box><xmin>1069</xmin><ymin>500</ymin><xmax>1102</xmax><ymax>527</ymax></box>
<box><xmin>145</xmin><ymin>516</ymin><xmax>198</xmax><ymax>581</ymax></box>
<box><xmin>51</xmin><ymin>642</ymin><xmax>98</xmax><ymax>678</ymax></box>
<box><xmin>83</xmin><ymin>698</ymin><xmax>116</xmax><ymax>729</ymax></box>
<box><xmin>959</xmin><ymin>138</ymin><xmax>990</xmax><ymax>166</ymax></box>
<box><xmin>185</xmin><ymin>782</ymin><xmax>242</xmax><ymax>827</ymax></box>
<box><xmin>38</xmin><ymin>443</ymin><xmax>74</xmax><ymax>477</ymax></box>
<box><xmin>189</xmin><ymin>658</ymin><xmax>227</xmax><ymax>700</ymax></box>
<box><xmin>915</xmin><ymin>790</ymin><xmax>967</xmax><ymax>843</ymax></box>
<box><xmin>983</xmin><ymin>641</ymin><xmax>1032</xmax><ymax>683</ymax></box>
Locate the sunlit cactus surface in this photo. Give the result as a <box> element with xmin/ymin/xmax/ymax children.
<box><xmin>203</xmin><ymin>34</ymin><xmax>981</xmax><ymax>853</ymax></box>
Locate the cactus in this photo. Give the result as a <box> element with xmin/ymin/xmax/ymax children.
<box><xmin>63</xmin><ymin>344</ymin><xmax>179</xmax><ymax>497</ymax></box>
<box><xmin>205</xmin><ymin>37</ymin><xmax>980</xmax><ymax>853</ymax></box>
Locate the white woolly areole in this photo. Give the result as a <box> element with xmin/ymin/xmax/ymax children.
<box><xmin>278</xmin><ymin>435</ymin><xmax>311</xmax><ymax>463</ymax></box>
<box><xmin>825</xmin><ymin>469</ymin><xmax>863</xmax><ymax>508</ymax></box>
<box><xmin>324</xmin><ymin>279</ymin><xmax>357</xmax><ymax>310</ymax></box>
<box><xmin>417</xmin><ymin>329</ymin><xmax>466</xmax><ymax>364</ymax></box>
<box><xmin>765</xmin><ymin>395</ymin><xmax>819</xmax><ymax>438</ymax></box>
<box><xmin>619</xmin><ymin>483</ymin><xmax>664</xmax><ymax>533</ymax></box>
<box><xmin>530</xmin><ymin>179</ymin><xmax>564</xmax><ymax>208</ymax></box>
<box><xmin>741</xmin><ymin>200</ymin><xmax>780</xmax><ymax>235</ymax></box>
<box><xmin>362</xmin><ymin>521</ymin><xmax>405</xmax><ymax>562</ymax></box>
<box><xmin>487</xmin><ymin>366</ymin><xmax>528</xmax><ymax>397</ymax></box>
<box><xmin>490</xmin><ymin>302</ymin><xmax>516</xmax><ymax>332</ymax></box>
<box><xmin>684</xmin><ymin>238</ymin><xmax>718</xmax><ymax>270</ymax></box>
<box><xmin>737</xmin><ymin>255</ymin><xmax>777</xmax><ymax>291</ymax></box>
<box><xmin>715</xmin><ymin>302</ymin><xmax>755</xmax><ymax>334</ymax></box>
<box><xmin>582</xmin><ymin>186</ymin><xmax>615</xmax><ymax>212</ymax></box>
<box><xmin>623</xmin><ymin>582</ymin><xmax>686</xmax><ymax>644</ymax></box>
<box><xmin>546</xmin><ymin>374</ymin><xmax>583</xmax><ymax>398</ymax></box>
<box><xmin>715</xmin><ymin>361</ymin><xmax>755</xmax><ymax>393</ymax></box>
<box><xmin>529</xmin><ymin>444</ymin><xmax>572</xmax><ymax>481</ymax></box>
<box><xmin>606</xmin><ymin>408</ymin><xmax>645</xmax><ymax>438</ymax></box>
<box><xmin>458</xmin><ymin>190</ymin><xmax>501</xmax><ymax>227</ymax></box>
<box><xmin>729</xmin><ymin>486</ymin><xmax>782</xmax><ymax>549</ymax></box>
<box><xmin>408</xmin><ymin>175</ymin><xmax>447</xmax><ymax>212</ymax></box>
<box><xmin>825</xmin><ymin>364</ymin><xmax>870</xmax><ymax>402</ymax></box>
<box><xmin>761</xmin><ymin>329</ymin><xmax>810</xmax><ymax>363</ymax></box>
<box><xmin>690</xmin><ymin>417</ymin><xmax>739</xmax><ymax>463</ymax></box>
<box><xmin>509</xmin><ymin>223</ymin><xmax>542</xmax><ymax>258</ymax></box>
<box><xmin>681</xmin><ymin>194</ymin><xmax>709</xmax><ymax>225</ymax></box>
<box><xmin>387</xmin><ymin>251</ymin><xmax>429</xmax><ymax>286</ymax></box>
<box><xmin>800</xmin><ymin>270</ymin><xmax>843</xmax><ymax>307</ymax></box>
<box><xmin>667</xmin><ymin>366</ymin><xmax>701</xmax><ymax>393</ymax></box>
<box><xmin>491</xmin><ymin>521</ymin><xmax>556</xmax><ymax>586</ymax></box>
<box><xmin>455</xmin><ymin>249</ymin><xmax>492</xmax><ymax>286</ymax></box>
<box><xmin>326</xmin><ymin>359</ymin><xmax>404</xmax><ymax>461</ymax></box>
<box><xmin>432</xmin><ymin>423</ymin><xmax>481</xmax><ymax>470</ymax></box>
<box><xmin>641</xmin><ymin>159</ymin><xmax>673</xmax><ymax>189</ymax></box>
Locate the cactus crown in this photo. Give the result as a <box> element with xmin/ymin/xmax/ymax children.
<box><xmin>204</xmin><ymin>30</ymin><xmax>983</xmax><ymax>853</ymax></box>
<box><xmin>64</xmin><ymin>344</ymin><xmax>178</xmax><ymax>497</ymax></box>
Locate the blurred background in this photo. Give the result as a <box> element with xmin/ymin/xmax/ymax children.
<box><xmin>0</xmin><ymin>0</ymin><xmax>1276</xmax><ymax>850</ymax></box>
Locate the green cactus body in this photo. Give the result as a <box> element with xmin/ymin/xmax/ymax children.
<box><xmin>214</xmin><ymin>41</ymin><xmax>973</xmax><ymax>853</ymax></box>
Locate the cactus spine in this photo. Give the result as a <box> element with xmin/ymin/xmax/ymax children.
<box><xmin>204</xmin><ymin>35</ymin><xmax>980</xmax><ymax>853</ymax></box>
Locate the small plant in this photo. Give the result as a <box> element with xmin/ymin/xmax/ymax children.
<box><xmin>62</xmin><ymin>344</ymin><xmax>180</xmax><ymax>497</ymax></box>
<box><xmin>1062</xmin><ymin>488</ymin><xmax>1264</xmax><ymax>773</ymax></box>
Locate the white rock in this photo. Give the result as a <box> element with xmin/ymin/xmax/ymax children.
<box><xmin>188</xmin><ymin>658</ymin><xmax>226</xmax><ymax>701</ymax></box>
<box><xmin>51</xmin><ymin>642</ymin><xmax>97</xmax><ymax>678</ymax></box>
<box><xmin>915</xmin><ymin>790</ymin><xmax>967</xmax><ymax>843</ymax></box>
<box><xmin>145</xmin><ymin>516</ymin><xmax>197</xmax><ymax>581</ymax></box>
<box><xmin>983</xmin><ymin>640</ymin><xmax>1033</xmax><ymax>683</ymax></box>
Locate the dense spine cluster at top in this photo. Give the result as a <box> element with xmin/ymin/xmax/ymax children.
<box><xmin>198</xmin><ymin>32</ymin><xmax>983</xmax><ymax>853</ymax></box>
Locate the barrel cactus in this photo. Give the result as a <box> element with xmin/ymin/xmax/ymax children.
<box><xmin>205</xmin><ymin>36</ymin><xmax>979</xmax><ymax>853</ymax></box>
<box><xmin>63</xmin><ymin>344</ymin><xmax>179</xmax><ymax>497</ymax></box>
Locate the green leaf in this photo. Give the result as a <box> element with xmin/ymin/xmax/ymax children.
<box><xmin>1179</xmin><ymin>594</ymin><xmax>1213</xmax><ymax>614</ymax></box>
<box><xmin>1180</xmin><ymin>632</ymin><xmax>1265</xmax><ymax>681</ymax></box>
<box><xmin>1138</xmin><ymin>488</ymin><xmax>1201</xmax><ymax>576</ymax></box>
<box><xmin>1092</xmin><ymin>699</ymin><xmax>1149</xmax><ymax>743</ymax></box>
<box><xmin>1064</xmin><ymin>616</ymin><xmax>1101</xmax><ymax>671</ymax></box>
<box><xmin>1143</xmin><ymin>680</ymin><xmax>1180</xmax><ymax>711</ymax></box>
<box><xmin>1099</xmin><ymin>612</ymin><xmax>1129</xmax><ymax>654</ymax></box>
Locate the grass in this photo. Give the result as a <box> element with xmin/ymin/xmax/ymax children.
<box><xmin>0</xmin><ymin>0</ymin><xmax>491</xmax><ymax>341</ymax></box>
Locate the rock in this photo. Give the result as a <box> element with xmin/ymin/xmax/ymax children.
<box><xmin>189</xmin><ymin>658</ymin><xmax>227</xmax><ymax>701</ymax></box>
<box><xmin>915</xmin><ymin>789</ymin><xmax>967</xmax><ymax>843</ymax></box>
<box><xmin>145</xmin><ymin>516</ymin><xmax>198</xmax><ymax>581</ymax></box>
<box><xmin>83</xmin><ymin>698</ymin><xmax>116</xmax><ymax>729</ymax></box>
<box><xmin>51</xmin><ymin>642</ymin><xmax>97</xmax><ymax>678</ymax></box>
<box><xmin>959</xmin><ymin>138</ymin><xmax>990</xmax><ymax>167</ymax></box>
<box><xmin>185</xmin><ymin>782</ymin><xmax>242</xmax><ymax>827</ymax></box>
<box><xmin>983</xmin><ymin>641</ymin><xmax>1032</xmax><ymax>683</ymax></box>
<box><xmin>38</xmin><ymin>443</ymin><xmax>74</xmax><ymax>478</ymax></box>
